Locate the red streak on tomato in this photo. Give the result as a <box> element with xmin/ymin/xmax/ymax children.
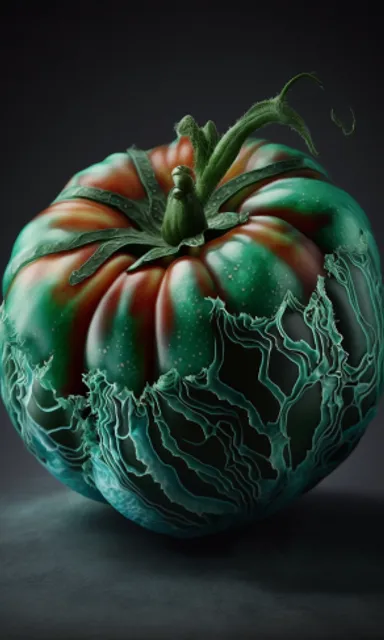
<box><xmin>93</xmin><ymin>271</ymin><xmax>127</xmax><ymax>338</ymax></box>
<box><xmin>183</xmin><ymin>257</ymin><xmax>219</xmax><ymax>307</ymax></box>
<box><xmin>166</xmin><ymin>138</ymin><xmax>192</xmax><ymax>173</ymax></box>
<box><xmin>225</xmin><ymin>169</ymin><xmax>329</xmax><ymax>213</ymax></box>
<box><xmin>155</xmin><ymin>262</ymin><xmax>177</xmax><ymax>356</ymax></box>
<box><xmin>246</xmin><ymin>206</ymin><xmax>330</xmax><ymax>237</ymax></box>
<box><xmin>241</xmin><ymin>220</ymin><xmax>325</xmax><ymax>296</ymax></box>
<box><xmin>150</xmin><ymin>144</ymin><xmax>175</xmax><ymax>193</ymax></box>
<box><xmin>50</xmin><ymin>200</ymin><xmax>133</xmax><ymax>231</ymax></box>
<box><xmin>129</xmin><ymin>267</ymin><xmax>165</xmax><ymax>384</ymax></box>
<box><xmin>198</xmin><ymin>252</ymin><xmax>232</xmax><ymax>305</ymax></box>
<box><xmin>51</xmin><ymin>248</ymin><xmax>133</xmax><ymax>394</ymax></box>
<box><xmin>62</xmin><ymin>138</ymin><xmax>195</xmax><ymax>203</ymax></box>
<box><xmin>155</xmin><ymin>259</ymin><xmax>210</xmax><ymax>345</ymax></box>
<box><xmin>75</xmin><ymin>155</ymin><xmax>147</xmax><ymax>200</ymax></box>
<box><xmin>50</xmin><ymin>246</ymin><xmax>131</xmax><ymax>302</ymax></box>
<box><xmin>218</xmin><ymin>140</ymin><xmax>269</xmax><ymax>186</ymax></box>
<box><xmin>152</xmin><ymin>138</ymin><xmax>195</xmax><ymax>193</ymax></box>
<box><xmin>35</xmin><ymin>200</ymin><xmax>133</xmax><ymax>231</ymax></box>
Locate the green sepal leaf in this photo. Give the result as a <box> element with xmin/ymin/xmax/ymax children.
<box><xmin>5</xmin><ymin>224</ymin><xmax>170</xmax><ymax>287</ymax></box>
<box><xmin>126</xmin><ymin>232</ymin><xmax>205</xmax><ymax>273</ymax></box>
<box><xmin>182</xmin><ymin>232</ymin><xmax>205</xmax><ymax>247</ymax></box>
<box><xmin>202</xmin><ymin>120</ymin><xmax>220</xmax><ymax>157</ymax></box>
<box><xmin>69</xmin><ymin>238</ymin><xmax>136</xmax><ymax>285</ymax></box>
<box><xmin>126</xmin><ymin>146</ymin><xmax>167</xmax><ymax>227</ymax></box>
<box><xmin>5</xmin><ymin>227</ymin><xmax>141</xmax><ymax>285</ymax></box>
<box><xmin>204</xmin><ymin>157</ymin><xmax>319</xmax><ymax>219</ymax></box>
<box><xmin>52</xmin><ymin>185</ymin><xmax>155</xmax><ymax>231</ymax></box>
<box><xmin>196</xmin><ymin>72</ymin><xmax>325</xmax><ymax>204</ymax></box>
<box><xmin>126</xmin><ymin>245</ymin><xmax>180</xmax><ymax>272</ymax></box>
<box><xmin>176</xmin><ymin>115</ymin><xmax>210</xmax><ymax>175</ymax></box>
<box><xmin>69</xmin><ymin>229</ymin><xmax>168</xmax><ymax>284</ymax></box>
<box><xmin>175</xmin><ymin>117</ymin><xmax>220</xmax><ymax>180</ymax></box>
<box><xmin>207</xmin><ymin>211</ymin><xmax>249</xmax><ymax>231</ymax></box>
<box><xmin>53</xmin><ymin>146</ymin><xmax>169</xmax><ymax>236</ymax></box>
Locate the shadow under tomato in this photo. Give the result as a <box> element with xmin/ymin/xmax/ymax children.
<box><xmin>5</xmin><ymin>482</ymin><xmax>381</xmax><ymax>597</ymax></box>
<box><xmin>2</xmin><ymin>472</ymin><xmax>384</xmax><ymax>640</ymax></box>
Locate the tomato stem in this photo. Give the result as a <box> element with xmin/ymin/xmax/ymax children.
<box><xmin>177</xmin><ymin>72</ymin><xmax>323</xmax><ymax>206</ymax></box>
<box><xmin>161</xmin><ymin>72</ymin><xmax>353</xmax><ymax>247</ymax></box>
<box><xmin>161</xmin><ymin>166</ymin><xmax>208</xmax><ymax>246</ymax></box>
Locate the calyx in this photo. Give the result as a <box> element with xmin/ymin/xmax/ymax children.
<box><xmin>32</xmin><ymin>72</ymin><xmax>354</xmax><ymax>285</ymax></box>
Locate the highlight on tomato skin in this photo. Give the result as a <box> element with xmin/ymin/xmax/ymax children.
<box><xmin>1</xmin><ymin>73</ymin><xmax>383</xmax><ymax>538</ymax></box>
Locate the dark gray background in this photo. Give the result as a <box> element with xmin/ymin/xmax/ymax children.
<box><xmin>1</xmin><ymin>5</ymin><xmax>383</xmax><ymax>639</ymax></box>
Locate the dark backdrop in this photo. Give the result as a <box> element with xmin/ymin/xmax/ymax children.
<box><xmin>1</xmin><ymin>5</ymin><xmax>383</xmax><ymax>640</ymax></box>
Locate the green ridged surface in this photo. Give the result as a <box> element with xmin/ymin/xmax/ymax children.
<box><xmin>1</xmin><ymin>237</ymin><xmax>382</xmax><ymax>537</ymax></box>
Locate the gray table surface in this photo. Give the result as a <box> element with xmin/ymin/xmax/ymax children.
<box><xmin>1</xmin><ymin>476</ymin><xmax>384</xmax><ymax>640</ymax></box>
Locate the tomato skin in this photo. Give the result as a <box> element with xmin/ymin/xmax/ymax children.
<box><xmin>86</xmin><ymin>266</ymin><xmax>165</xmax><ymax>395</ymax></box>
<box><xmin>1</xmin><ymin>137</ymin><xmax>332</xmax><ymax>397</ymax></box>
<box><xmin>1</xmin><ymin>135</ymin><xmax>383</xmax><ymax>537</ymax></box>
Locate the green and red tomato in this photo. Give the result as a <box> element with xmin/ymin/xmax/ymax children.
<box><xmin>1</xmin><ymin>73</ymin><xmax>383</xmax><ymax>537</ymax></box>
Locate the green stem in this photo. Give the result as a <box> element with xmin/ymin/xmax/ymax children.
<box><xmin>177</xmin><ymin>72</ymin><xmax>323</xmax><ymax>206</ymax></box>
<box><xmin>161</xmin><ymin>166</ymin><xmax>208</xmax><ymax>246</ymax></box>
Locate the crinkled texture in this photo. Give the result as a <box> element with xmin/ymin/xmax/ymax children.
<box><xmin>1</xmin><ymin>237</ymin><xmax>383</xmax><ymax>537</ymax></box>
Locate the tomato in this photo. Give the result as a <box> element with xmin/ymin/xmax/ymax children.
<box><xmin>1</xmin><ymin>73</ymin><xmax>383</xmax><ymax>537</ymax></box>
